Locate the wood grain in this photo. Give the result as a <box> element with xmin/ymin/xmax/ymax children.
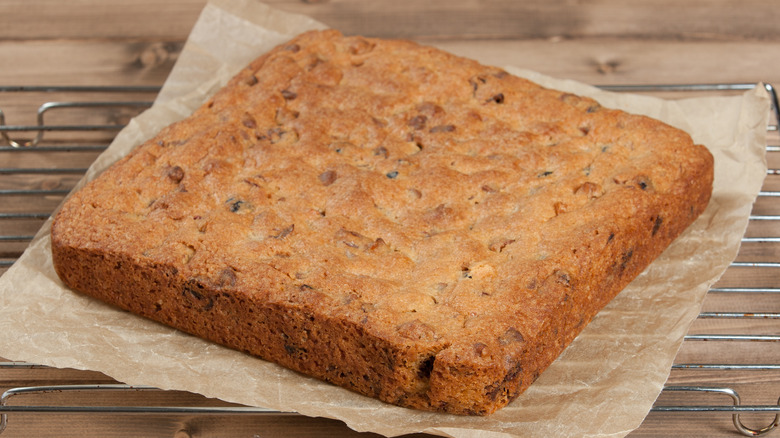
<box><xmin>2</xmin><ymin>38</ymin><xmax>780</xmax><ymax>88</ymax></box>
<box><xmin>1</xmin><ymin>0</ymin><xmax>779</xmax><ymax>40</ymax></box>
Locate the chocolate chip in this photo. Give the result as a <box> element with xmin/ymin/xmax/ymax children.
<box><xmin>499</xmin><ymin>327</ymin><xmax>525</xmax><ymax>345</ymax></box>
<box><xmin>305</xmin><ymin>55</ymin><xmax>326</xmax><ymax>72</ymax></box>
<box><xmin>538</xmin><ymin>170</ymin><xmax>554</xmax><ymax>177</ymax></box>
<box><xmin>284</xmin><ymin>43</ymin><xmax>301</xmax><ymax>53</ymax></box>
<box><xmin>281</xmin><ymin>89</ymin><xmax>297</xmax><ymax>100</ymax></box>
<box><xmin>396</xmin><ymin>319</ymin><xmax>436</xmax><ymax>341</ymax></box>
<box><xmin>267</xmin><ymin>127</ymin><xmax>287</xmax><ymax>143</ymax></box>
<box><xmin>184</xmin><ymin>285</ymin><xmax>202</xmax><ymax>300</ymax></box>
<box><xmin>587</xmin><ymin>104</ymin><xmax>602</xmax><ymax>113</ymax></box>
<box><xmin>348</xmin><ymin>37</ymin><xmax>376</xmax><ymax>55</ymax></box>
<box><xmin>408</xmin><ymin>115</ymin><xmax>427</xmax><ymax>130</ymax></box>
<box><xmin>488</xmin><ymin>238</ymin><xmax>515</xmax><ymax>253</ymax></box>
<box><xmin>166</xmin><ymin>165</ymin><xmax>184</xmax><ymax>184</ymax></box>
<box><xmin>635</xmin><ymin>175</ymin><xmax>653</xmax><ymax>191</ymax></box>
<box><xmin>335</xmin><ymin>228</ymin><xmax>374</xmax><ymax>250</ymax></box>
<box><xmin>555</xmin><ymin>270</ymin><xmax>571</xmax><ymax>286</ymax></box>
<box><xmin>574</xmin><ymin>181</ymin><xmax>602</xmax><ymax>199</ymax></box>
<box><xmin>619</xmin><ymin>249</ymin><xmax>634</xmax><ymax>273</ymax></box>
<box><xmin>182</xmin><ymin>280</ymin><xmax>214</xmax><ymax>311</ymax></box>
<box><xmin>318</xmin><ymin>170</ymin><xmax>337</xmax><ymax>186</ymax></box>
<box><xmin>328</xmin><ymin>140</ymin><xmax>354</xmax><ymax>154</ymax></box>
<box><xmin>157</xmin><ymin>139</ymin><xmax>187</xmax><ymax>148</ymax></box>
<box><xmin>228</xmin><ymin>199</ymin><xmax>244</xmax><ymax>212</ymax></box>
<box><xmin>245</xmin><ymin>75</ymin><xmax>258</xmax><ymax>86</ymax></box>
<box><xmin>386</xmin><ymin>171</ymin><xmax>399</xmax><ymax>179</ymax></box>
<box><xmin>489</xmin><ymin>93</ymin><xmax>505</xmax><ymax>104</ymax></box>
<box><xmin>342</xmin><ymin>292</ymin><xmax>359</xmax><ymax>306</ymax></box>
<box><xmin>416</xmin><ymin>102</ymin><xmax>444</xmax><ymax>117</ymax></box>
<box><xmin>217</xmin><ymin>268</ymin><xmax>237</xmax><ymax>288</ymax></box>
<box><xmin>468</xmin><ymin>75</ymin><xmax>487</xmax><ymax>93</ymax></box>
<box><xmin>485</xmin><ymin>360</ymin><xmax>521</xmax><ymax>402</ymax></box>
<box><xmin>506</xmin><ymin>361</ymin><xmax>524</xmax><ymax>381</ymax></box>
<box><xmin>241</xmin><ymin>113</ymin><xmax>257</xmax><ymax>129</ymax></box>
<box><xmin>652</xmin><ymin>216</ymin><xmax>663</xmax><ymax>236</ymax></box>
<box><xmin>559</xmin><ymin>93</ymin><xmax>577</xmax><ymax>103</ymax></box>
<box><xmin>271</xmin><ymin>224</ymin><xmax>294</xmax><ymax>239</ymax></box>
<box><xmin>368</xmin><ymin>238</ymin><xmax>387</xmax><ymax>251</ymax></box>
<box><xmin>429</xmin><ymin>124</ymin><xmax>455</xmax><ymax>133</ymax></box>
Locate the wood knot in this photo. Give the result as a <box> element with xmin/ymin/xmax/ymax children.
<box><xmin>592</xmin><ymin>58</ymin><xmax>621</xmax><ymax>75</ymax></box>
<box><xmin>137</xmin><ymin>42</ymin><xmax>176</xmax><ymax>69</ymax></box>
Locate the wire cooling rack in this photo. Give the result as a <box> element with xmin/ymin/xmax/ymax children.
<box><xmin>0</xmin><ymin>84</ymin><xmax>778</xmax><ymax>437</ymax></box>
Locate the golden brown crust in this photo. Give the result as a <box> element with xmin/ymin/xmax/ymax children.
<box><xmin>51</xmin><ymin>29</ymin><xmax>713</xmax><ymax>415</ymax></box>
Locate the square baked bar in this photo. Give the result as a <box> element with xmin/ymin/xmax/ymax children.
<box><xmin>52</xmin><ymin>30</ymin><xmax>713</xmax><ymax>415</ymax></box>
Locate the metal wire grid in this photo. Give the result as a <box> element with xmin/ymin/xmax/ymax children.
<box><xmin>0</xmin><ymin>84</ymin><xmax>778</xmax><ymax>436</ymax></box>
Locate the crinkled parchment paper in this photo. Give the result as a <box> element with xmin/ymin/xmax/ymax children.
<box><xmin>0</xmin><ymin>0</ymin><xmax>771</xmax><ymax>436</ymax></box>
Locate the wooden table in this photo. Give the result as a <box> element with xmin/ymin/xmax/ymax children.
<box><xmin>1</xmin><ymin>1</ymin><xmax>778</xmax><ymax>437</ymax></box>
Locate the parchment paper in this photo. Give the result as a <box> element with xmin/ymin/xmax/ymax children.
<box><xmin>0</xmin><ymin>1</ymin><xmax>771</xmax><ymax>437</ymax></box>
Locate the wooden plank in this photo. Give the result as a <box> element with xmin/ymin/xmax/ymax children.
<box><xmin>1</xmin><ymin>38</ymin><xmax>779</xmax><ymax>88</ymax></box>
<box><xmin>0</xmin><ymin>412</ymin><xmax>405</xmax><ymax>438</ymax></box>
<box><xmin>0</xmin><ymin>0</ymin><xmax>207</xmax><ymax>41</ymax></box>
<box><xmin>432</xmin><ymin>39</ymin><xmax>780</xmax><ymax>87</ymax></box>
<box><xmin>275</xmin><ymin>0</ymin><xmax>780</xmax><ymax>41</ymax></box>
<box><xmin>1</xmin><ymin>0</ymin><xmax>779</xmax><ymax>41</ymax></box>
<box><xmin>0</xmin><ymin>40</ymin><xmax>179</xmax><ymax>87</ymax></box>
